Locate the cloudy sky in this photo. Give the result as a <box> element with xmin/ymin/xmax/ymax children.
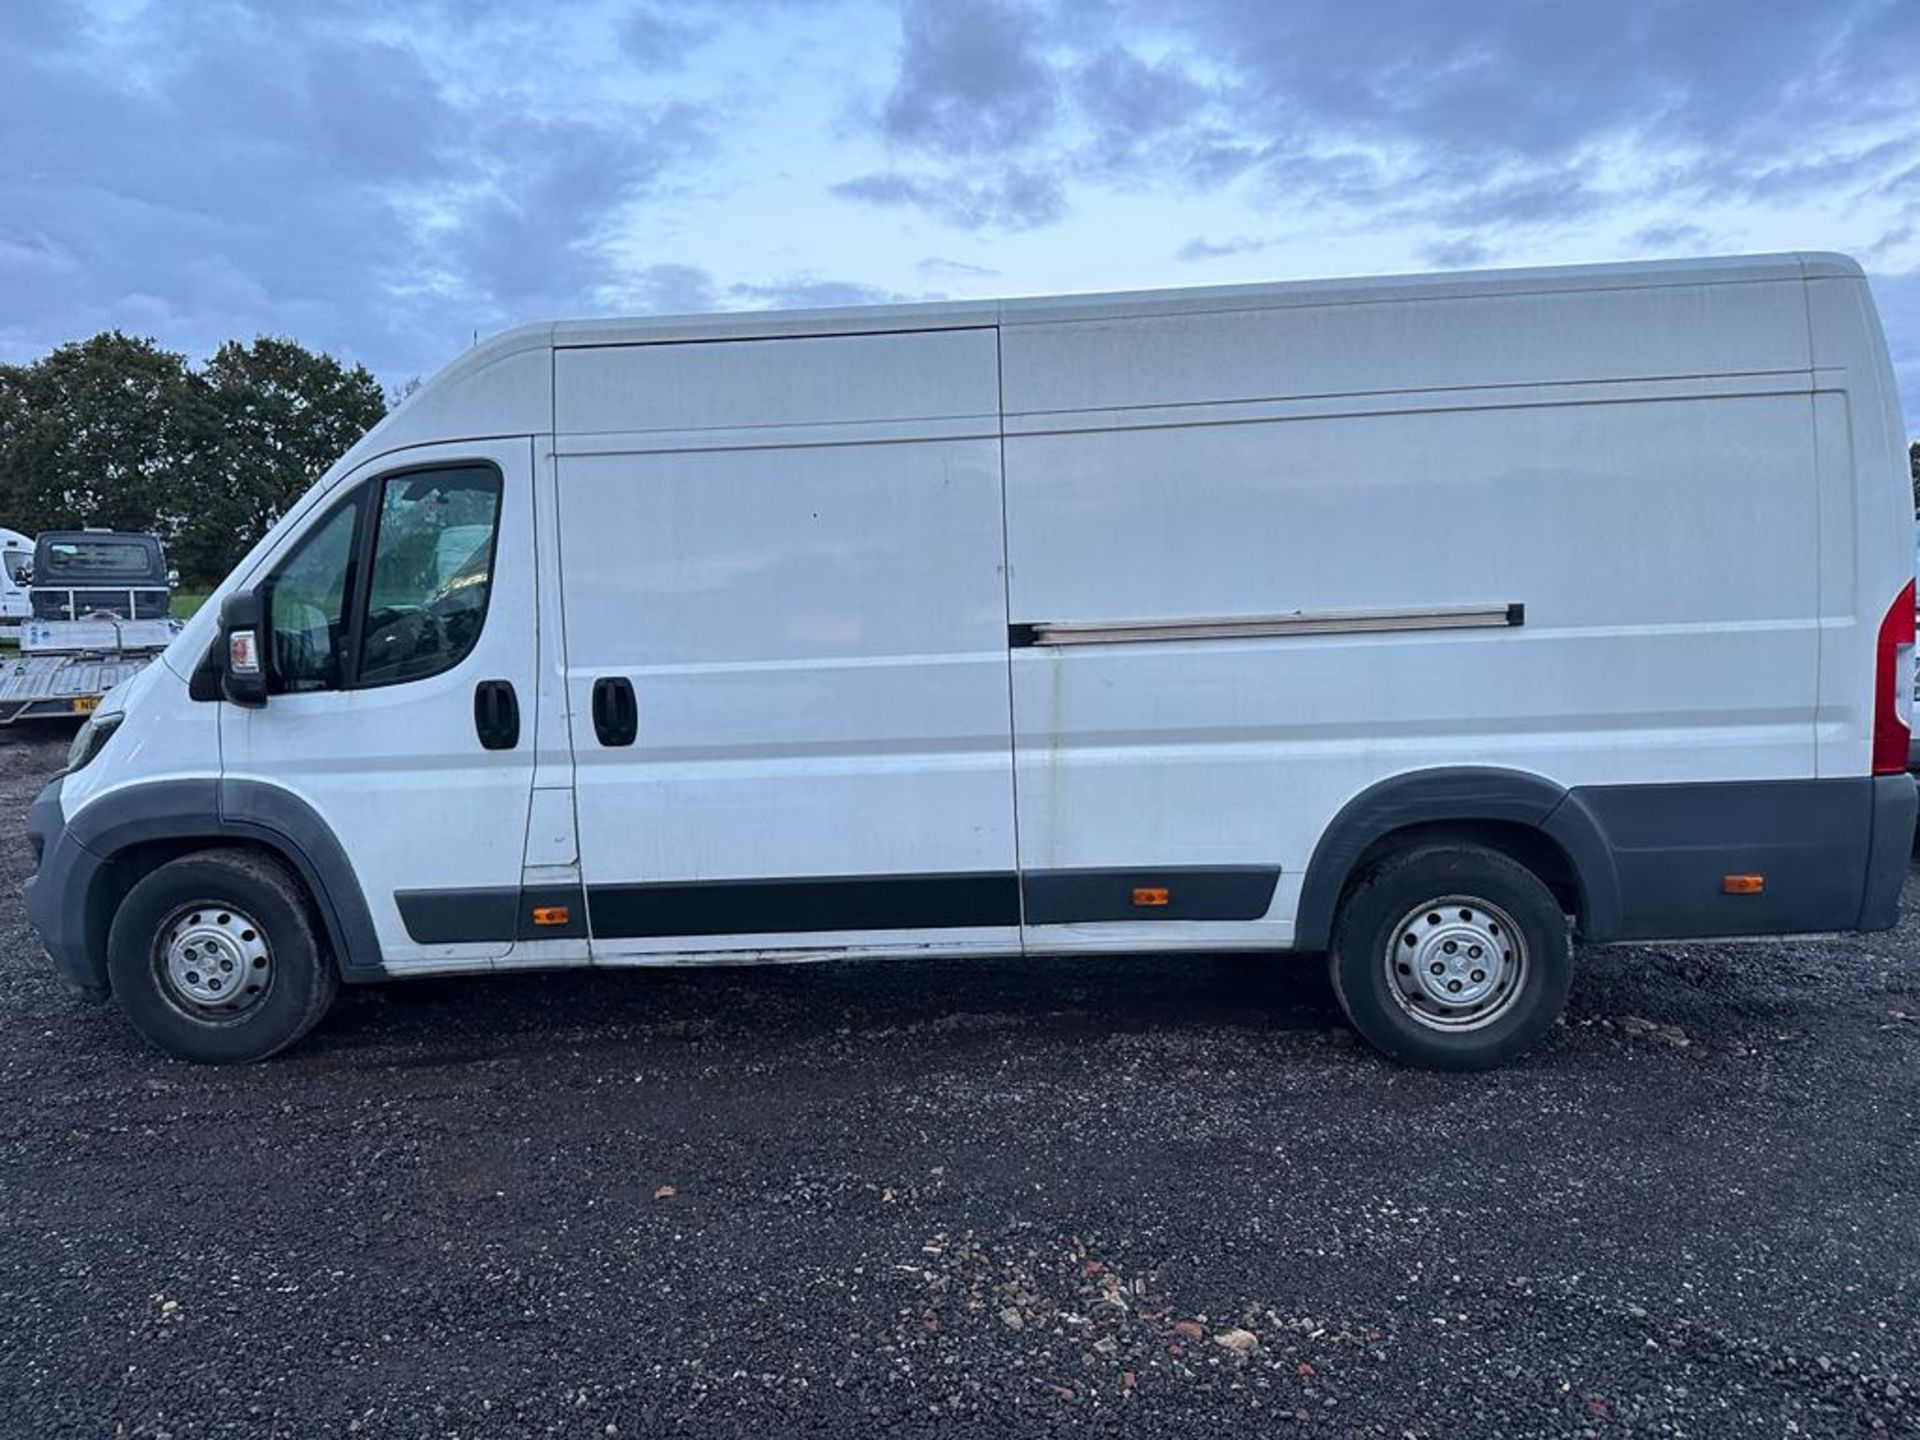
<box><xmin>4</xmin><ymin>0</ymin><xmax>1917</xmax><ymax>430</ymax></box>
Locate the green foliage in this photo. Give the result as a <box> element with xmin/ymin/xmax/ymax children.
<box><xmin>0</xmin><ymin>334</ymin><xmax>201</xmax><ymax>539</ymax></box>
<box><xmin>176</xmin><ymin>339</ymin><xmax>387</xmax><ymax>587</ymax></box>
<box><xmin>0</xmin><ymin>333</ymin><xmax>385</xmax><ymax>587</ymax></box>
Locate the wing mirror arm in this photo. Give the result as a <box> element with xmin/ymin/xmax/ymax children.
<box><xmin>218</xmin><ymin>590</ymin><xmax>268</xmax><ymax>708</ymax></box>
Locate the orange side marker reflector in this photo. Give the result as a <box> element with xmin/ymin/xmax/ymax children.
<box><xmin>1721</xmin><ymin>875</ymin><xmax>1764</xmax><ymax>895</ymax></box>
<box><xmin>1131</xmin><ymin>887</ymin><xmax>1170</xmax><ymax>908</ymax></box>
<box><xmin>531</xmin><ymin>906</ymin><xmax>571</xmax><ymax>926</ymax></box>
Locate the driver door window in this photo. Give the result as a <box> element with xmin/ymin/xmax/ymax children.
<box><xmin>269</xmin><ymin>499</ymin><xmax>359</xmax><ymax>693</ymax></box>
<box><xmin>264</xmin><ymin>463</ymin><xmax>503</xmax><ymax>693</ymax></box>
<box><xmin>359</xmin><ymin>467</ymin><xmax>502</xmax><ymax>687</ymax></box>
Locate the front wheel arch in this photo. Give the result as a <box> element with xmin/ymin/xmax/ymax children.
<box><xmin>86</xmin><ymin>835</ymin><xmax>341</xmax><ymax>989</ymax></box>
<box><xmin>106</xmin><ymin>846</ymin><xmax>339</xmax><ymax>1062</ymax></box>
<box><xmin>65</xmin><ymin>778</ymin><xmax>386</xmax><ymax>989</ymax></box>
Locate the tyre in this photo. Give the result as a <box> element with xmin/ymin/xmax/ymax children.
<box><xmin>1328</xmin><ymin>843</ymin><xmax>1572</xmax><ymax>1070</ymax></box>
<box><xmin>106</xmin><ymin>848</ymin><xmax>338</xmax><ymax>1063</ymax></box>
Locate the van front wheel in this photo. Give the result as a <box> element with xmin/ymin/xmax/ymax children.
<box><xmin>1328</xmin><ymin>843</ymin><xmax>1572</xmax><ymax>1070</ymax></box>
<box><xmin>106</xmin><ymin>849</ymin><xmax>338</xmax><ymax>1063</ymax></box>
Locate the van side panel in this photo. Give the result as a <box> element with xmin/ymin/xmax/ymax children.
<box><xmin>556</xmin><ymin>329</ymin><xmax>998</xmax><ymax>434</ymax></box>
<box><xmin>1001</xmin><ymin>279</ymin><xmax>1824</xmax><ymax>947</ymax></box>
<box><xmin>1806</xmin><ymin>272</ymin><xmax>1913</xmax><ymax>779</ymax></box>
<box><xmin>553</xmin><ymin>328</ymin><xmax>1022</xmax><ymax>958</ymax></box>
<box><xmin>1006</xmin><ymin>279</ymin><xmax>1810</xmax><ymax>413</ymax></box>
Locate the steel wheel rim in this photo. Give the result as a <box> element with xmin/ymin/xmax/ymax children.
<box><xmin>154</xmin><ymin>902</ymin><xmax>274</xmax><ymax>1019</ymax></box>
<box><xmin>1383</xmin><ymin>894</ymin><xmax>1527</xmax><ymax>1032</ymax></box>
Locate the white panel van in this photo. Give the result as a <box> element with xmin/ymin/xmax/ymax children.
<box><xmin>0</xmin><ymin>526</ymin><xmax>33</xmax><ymax>629</ymax></box>
<box><xmin>25</xmin><ymin>253</ymin><xmax>1916</xmax><ymax>1069</ymax></box>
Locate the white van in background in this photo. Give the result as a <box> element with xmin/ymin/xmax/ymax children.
<box><xmin>0</xmin><ymin>526</ymin><xmax>34</xmax><ymax>635</ymax></box>
<box><xmin>25</xmin><ymin>253</ymin><xmax>1917</xmax><ymax>1069</ymax></box>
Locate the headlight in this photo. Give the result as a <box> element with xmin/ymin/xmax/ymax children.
<box><xmin>66</xmin><ymin>711</ymin><xmax>124</xmax><ymax>774</ymax></box>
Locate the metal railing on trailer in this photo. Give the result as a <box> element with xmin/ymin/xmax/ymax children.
<box><xmin>29</xmin><ymin>585</ymin><xmax>172</xmax><ymax>624</ymax></box>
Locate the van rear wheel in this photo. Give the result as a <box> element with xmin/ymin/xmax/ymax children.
<box><xmin>1328</xmin><ymin>843</ymin><xmax>1571</xmax><ymax>1070</ymax></box>
<box><xmin>106</xmin><ymin>848</ymin><xmax>337</xmax><ymax>1063</ymax></box>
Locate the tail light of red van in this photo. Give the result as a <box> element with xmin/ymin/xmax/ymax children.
<box><xmin>1872</xmin><ymin>578</ymin><xmax>1915</xmax><ymax>775</ymax></box>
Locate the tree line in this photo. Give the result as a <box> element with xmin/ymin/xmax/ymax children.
<box><xmin>0</xmin><ymin>333</ymin><xmax>391</xmax><ymax>588</ymax></box>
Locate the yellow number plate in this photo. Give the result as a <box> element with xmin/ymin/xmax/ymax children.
<box><xmin>69</xmin><ymin>696</ymin><xmax>99</xmax><ymax>713</ymax></box>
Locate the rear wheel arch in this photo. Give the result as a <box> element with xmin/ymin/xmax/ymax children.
<box><xmin>1294</xmin><ymin>767</ymin><xmax>1621</xmax><ymax>949</ymax></box>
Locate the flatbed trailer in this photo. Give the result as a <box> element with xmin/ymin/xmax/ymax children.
<box><xmin>2</xmin><ymin>528</ymin><xmax>182</xmax><ymax>725</ymax></box>
<box><xmin>2</xmin><ymin>616</ymin><xmax>178</xmax><ymax>723</ymax></box>
<box><xmin>0</xmin><ymin>650</ymin><xmax>159</xmax><ymax>724</ymax></box>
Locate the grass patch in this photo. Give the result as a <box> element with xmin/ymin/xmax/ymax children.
<box><xmin>171</xmin><ymin>590</ymin><xmax>210</xmax><ymax>620</ymax></box>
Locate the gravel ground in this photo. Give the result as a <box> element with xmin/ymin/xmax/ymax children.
<box><xmin>0</xmin><ymin>730</ymin><xmax>1916</xmax><ymax>1438</ymax></box>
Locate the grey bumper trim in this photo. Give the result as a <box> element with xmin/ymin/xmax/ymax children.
<box><xmin>24</xmin><ymin>776</ymin><xmax>106</xmax><ymax>996</ymax></box>
<box><xmin>1857</xmin><ymin>773</ymin><xmax>1916</xmax><ymax>931</ymax></box>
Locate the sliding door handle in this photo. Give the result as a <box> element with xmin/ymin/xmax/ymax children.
<box><xmin>591</xmin><ymin>676</ymin><xmax>638</xmax><ymax>747</ymax></box>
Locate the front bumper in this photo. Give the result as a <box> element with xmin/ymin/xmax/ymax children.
<box><xmin>24</xmin><ymin>776</ymin><xmax>110</xmax><ymax>998</ymax></box>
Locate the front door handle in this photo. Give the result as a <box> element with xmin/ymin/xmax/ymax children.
<box><xmin>591</xmin><ymin>676</ymin><xmax>637</xmax><ymax>747</ymax></box>
<box><xmin>473</xmin><ymin>679</ymin><xmax>520</xmax><ymax>750</ymax></box>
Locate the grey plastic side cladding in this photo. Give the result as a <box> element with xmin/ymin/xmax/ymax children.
<box><xmin>64</xmin><ymin>778</ymin><xmax>384</xmax><ymax>983</ymax></box>
<box><xmin>1858</xmin><ymin>774</ymin><xmax>1917</xmax><ymax>930</ymax></box>
<box><xmin>1538</xmin><ymin>789</ymin><xmax>1626</xmax><ymax>939</ymax></box>
<box><xmin>220</xmin><ymin>780</ymin><xmax>384</xmax><ymax>979</ymax></box>
<box><xmin>1298</xmin><ymin>769</ymin><xmax>1912</xmax><ymax>948</ymax></box>
<box><xmin>1292</xmin><ymin>767</ymin><xmax>1618</xmax><ymax>951</ymax></box>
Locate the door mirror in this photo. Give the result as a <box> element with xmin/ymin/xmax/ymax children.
<box><xmin>218</xmin><ymin>590</ymin><xmax>268</xmax><ymax>708</ymax></box>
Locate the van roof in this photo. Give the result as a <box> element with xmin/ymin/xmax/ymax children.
<box><xmin>351</xmin><ymin>251</ymin><xmax>1860</xmax><ymax>472</ymax></box>
<box><xmin>532</xmin><ymin>251</ymin><xmax>1856</xmax><ymax>352</ymax></box>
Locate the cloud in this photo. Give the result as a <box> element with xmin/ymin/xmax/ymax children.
<box><xmin>879</xmin><ymin>0</ymin><xmax>1060</xmax><ymax>158</ymax></box>
<box><xmin>1151</xmin><ymin>0</ymin><xmax>1916</xmax><ymax>181</ymax></box>
<box><xmin>618</xmin><ymin>264</ymin><xmax>722</xmax><ymax>314</ymax></box>
<box><xmin>610</xmin><ymin>265</ymin><xmax>907</xmax><ymax>315</ymax></box>
<box><xmin>846</xmin><ymin>0</ymin><xmax>1919</xmax><ymax>257</ymax></box>
<box><xmin>620</xmin><ymin>7</ymin><xmax>716</xmax><ymax>73</ymax></box>
<box><xmin>1868</xmin><ymin>269</ymin><xmax>1920</xmax><ymax>434</ymax></box>
<box><xmin>434</xmin><ymin>105</ymin><xmax>712</xmax><ymax>315</ymax></box>
<box><xmin>1691</xmin><ymin>138</ymin><xmax>1920</xmax><ymax>209</ymax></box>
<box><xmin>1866</xmin><ymin>227</ymin><xmax>1915</xmax><ymax>266</ymax></box>
<box><xmin>1417</xmin><ymin>237</ymin><xmax>1497</xmax><ymax>270</ymax></box>
<box><xmin>1175</xmin><ymin>236</ymin><xmax>1276</xmax><ymax>262</ymax></box>
<box><xmin>833</xmin><ymin>168</ymin><xmax>1067</xmax><ymax>230</ymax></box>
<box><xmin>5</xmin><ymin>0</ymin><xmax>1918</xmax><ymax>437</ymax></box>
<box><xmin>727</xmin><ymin>275</ymin><xmax>900</xmax><ymax>309</ymax></box>
<box><xmin>0</xmin><ymin>2</ymin><xmax>717</xmax><ymax>379</ymax></box>
<box><xmin>917</xmin><ymin>257</ymin><xmax>998</xmax><ymax>280</ymax></box>
<box><xmin>1074</xmin><ymin>45</ymin><xmax>1208</xmax><ymax>138</ymax></box>
<box><xmin>1630</xmin><ymin>222</ymin><xmax>1716</xmax><ymax>254</ymax></box>
<box><xmin>1410</xmin><ymin>173</ymin><xmax>1603</xmax><ymax>230</ymax></box>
